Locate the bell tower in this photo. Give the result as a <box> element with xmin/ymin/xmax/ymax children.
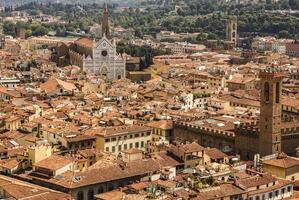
<box><xmin>101</xmin><ymin>3</ymin><xmax>110</xmax><ymax>38</ymax></box>
<box><xmin>259</xmin><ymin>66</ymin><xmax>284</xmax><ymax>157</ymax></box>
<box><xmin>226</xmin><ymin>19</ymin><xmax>237</xmax><ymax>47</ymax></box>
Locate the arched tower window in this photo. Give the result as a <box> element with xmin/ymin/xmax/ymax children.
<box><xmin>264</xmin><ymin>82</ymin><xmax>270</xmax><ymax>102</ymax></box>
<box><xmin>276</xmin><ymin>82</ymin><xmax>280</xmax><ymax>103</ymax></box>
<box><xmin>77</xmin><ymin>191</ymin><xmax>84</xmax><ymax>200</ymax></box>
<box><xmin>88</xmin><ymin>189</ymin><xmax>94</xmax><ymax>200</ymax></box>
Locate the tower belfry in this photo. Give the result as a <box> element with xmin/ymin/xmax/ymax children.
<box><xmin>226</xmin><ymin>19</ymin><xmax>237</xmax><ymax>47</ymax></box>
<box><xmin>101</xmin><ymin>3</ymin><xmax>110</xmax><ymax>38</ymax></box>
<box><xmin>259</xmin><ymin>65</ymin><xmax>284</xmax><ymax>157</ymax></box>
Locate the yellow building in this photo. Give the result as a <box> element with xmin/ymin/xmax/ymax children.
<box><xmin>28</xmin><ymin>141</ymin><xmax>52</xmax><ymax>165</ymax></box>
<box><xmin>203</xmin><ymin>148</ymin><xmax>229</xmax><ymax>167</ymax></box>
<box><xmin>262</xmin><ymin>154</ymin><xmax>299</xmax><ymax>181</ymax></box>
<box><xmin>74</xmin><ymin>149</ymin><xmax>107</xmax><ymax>172</ymax></box>
<box><xmin>208</xmin><ymin>97</ymin><xmax>231</xmax><ymax>111</ymax></box>
<box><xmin>169</xmin><ymin>142</ymin><xmax>204</xmax><ymax>169</ymax></box>
<box><xmin>91</xmin><ymin>125</ymin><xmax>152</xmax><ymax>155</ymax></box>
<box><xmin>146</xmin><ymin>120</ymin><xmax>173</xmax><ymax>153</ymax></box>
<box><xmin>5</xmin><ymin>116</ymin><xmax>21</xmax><ymax>131</ymax></box>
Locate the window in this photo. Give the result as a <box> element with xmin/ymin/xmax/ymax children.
<box><xmin>269</xmin><ymin>192</ymin><xmax>272</xmax><ymax>198</ymax></box>
<box><xmin>130</xmin><ymin>143</ymin><xmax>133</xmax><ymax>148</ymax></box>
<box><xmin>287</xmin><ymin>186</ymin><xmax>291</xmax><ymax>192</ymax></box>
<box><xmin>276</xmin><ymin>82</ymin><xmax>280</xmax><ymax>103</ymax></box>
<box><xmin>141</xmin><ymin>132</ymin><xmax>144</xmax><ymax>137</ymax></box>
<box><xmin>105</xmin><ymin>147</ymin><xmax>109</xmax><ymax>152</ymax></box>
<box><xmin>124</xmin><ymin>135</ymin><xmax>127</xmax><ymax>139</ymax></box>
<box><xmin>118</xmin><ymin>145</ymin><xmax>121</xmax><ymax>151</ymax></box>
<box><xmin>77</xmin><ymin>191</ymin><xmax>84</xmax><ymax>200</ymax></box>
<box><xmin>101</xmin><ymin>50</ymin><xmax>108</xmax><ymax>57</ymax></box>
<box><xmin>147</xmin><ymin>132</ymin><xmax>151</xmax><ymax>136</ymax></box>
<box><xmin>111</xmin><ymin>137</ymin><xmax>116</xmax><ymax>142</ymax></box>
<box><xmin>134</xmin><ymin>134</ymin><xmax>139</xmax><ymax>138</ymax></box>
<box><xmin>124</xmin><ymin>144</ymin><xmax>127</xmax><ymax>150</ymax></box>
<box><xmin>135</xmin><ymin>142</ymin><xmax>139</xmax><ymax>148</ymax></box>
<box><xmin>275</xmin><ymin>190</ymin><xmax>279</xmax><ymax>196</ymax></box>
<box><xmin>88</xmin><ymin>189</ymin><xmax>94</xmax><ymax>200</ymax></box>
<box><xmin>141</xmin><ymin>141</ymin><xmax>144</xmax><ymax>148</ymax></box>
<box><xmin>105</xmin><ymin>138</ymin><xmax>110</xmax><ymax>142</ymax></box>
<box><xmin>262</xmin><ymin>194</ymin><xmax>265</xmax><ymax>200</ymax></box>
<box><xmin>282</xmin><ymin>188</ymin><xmax>285</xmax><ymax>194</ymax></box>
<box><xmin>256</xmin><ymin>196</ymin><xmax>260</xmax><ymax>200</ymax></box>
<box><xmin>264</xmin><ymin>82</ymin><xmax>270</xmax><ymax>102</ymax></box>
<box><xmin>98</xmin><ymin>187</ymin><xmax>104</xmax><ymax>193</ymax></box>
<box><xmin>112</xmin><ymin>146</ymin><xmax>115</xmax><ymax>152</ymax></box>
<box><xmin>130</xmin><ymin>135</ymin><xmax>133</xmax><ymax>139</ymax></box>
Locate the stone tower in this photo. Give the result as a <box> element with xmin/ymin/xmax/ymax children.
<box><xmin>259</xmin><ymin>66</ymin><xmax>284</xmax><ymax>157</ymax></box>
<box><xmin>101</xmin><ymin>3</ymin><xmax>110</xmax><ymax>38</ymax></box>
<box><xmin>226</xmin><ymin>20</ymin><xmax>237</xmax><ymax>46</ymax></box>
<box><xmin>0</xmin><ymin>35</ymin><xmax>5</xmax><ymax>49</ymax></box>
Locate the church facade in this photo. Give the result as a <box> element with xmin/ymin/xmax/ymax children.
<box><xmin>68</xmin><ymin>4</ymin><xmax>126</xmax><ymax>81</ymax></box>
<box><xmin>82</xmin><ymin>37</ymin><xmax>125</xmax><ymax>80</ymax></box>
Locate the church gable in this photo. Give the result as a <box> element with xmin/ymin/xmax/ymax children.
<box><xmin>94</xmin><ymin>36</ymin><xmax>114</xmax><ymax>50</ymax></box>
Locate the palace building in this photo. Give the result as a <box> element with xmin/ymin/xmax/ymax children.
<box><xmin>65</xmin><ymin>4</ymin><xmax>126</xmax><ymax>81</ymax></box>
<box><xmin>174</xmin><ymin>65</ymin><xmax>299</xmax><ymax>160</ymax></box>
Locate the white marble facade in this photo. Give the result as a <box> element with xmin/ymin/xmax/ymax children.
<box><xmin>83</xmin><ymin>36</ymin><xmax>125</xmax><ymax>81</ymax></box>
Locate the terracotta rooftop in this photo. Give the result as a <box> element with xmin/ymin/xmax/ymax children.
<box><xmin>33</xmin><ymin>155</ymin><xmax>73</xmax><ymax>171</ymax></box>
<box><xmin>40</xmin><ymin>78</ymin><xmax>78</xmax><ymax>93</ymax></box>
<box><xmin>204</xmin><ymin>148</ymin><xmax>228</xmax><ymax>160</ymax></box>
<box><xmin>74</xmin><ymin>37</ymin><xmax>93</xmax><ymax>48</ymax></box>
<box><xmin>235</xmin><ymin>173</ymin><xmax>277</xmax><ymax>189</ymax></box>
<box><xmin>38</xmin><ymin>158</ymin><xmax>160</xmax><ymax>189</ymax></box>
<box><xmin>0</xmin><ymin>175</ymin><xmax>71</xmax><ymax>200</ymax></box>
<box><xmin>194</xmin><ymin>183</ymin><xmax>245</xmax><ymax>199</ymax></box>
<box><xmin>262</xmin><ymin>156</ymin><xmax>299</xmax><ymax>169</ymax></box>
<box><xmin>146</xmin><ymin>120</ymin><xmax>173</xmax><ymax>130</ymax></box>
<box><xmin>92</xmin><ymin>125</ymin><xmax>152</xmax><ymax>137</ymax></box>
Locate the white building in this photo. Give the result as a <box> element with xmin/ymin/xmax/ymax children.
<box><xmin>83</xmin><ymin>36</ymin><xmax>126</xmax><ymax>81</ymax></box>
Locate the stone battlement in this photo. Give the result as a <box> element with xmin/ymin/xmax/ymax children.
<box><xmin>175</xmin><ymin>121</ymin><xmax>235</xmax><ymax>138</ymax></box>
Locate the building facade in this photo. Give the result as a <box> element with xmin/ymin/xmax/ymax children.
<box><xmin>259</xmin><ymin>67</ymin><xmax>284</xmax><ymax>157</ymax></box>
<box><xmin>82</xmin><ymin>37</ymin><xmax>125</xmax><ymax>80</ymax></box>
<box><xmin>226</xmin><ymin>20</ymin><xmax>237</xmax><ymax>46</ymax></box>
<box><xmin>68</xmin><ymin>5</ymin><xmax>126</xmax><ymax>81</ymax></box>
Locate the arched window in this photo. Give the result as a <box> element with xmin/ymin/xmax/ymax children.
<box><xmin>88</xmin><ymin>189</ymin><xmax>94</xmax><ymax>200</ymax></box>
<box><xmin>264</xmin><ymin>82</ymin><xmax>270</xmax><ymax>102</ymax></box>
<box><xmin>98</xmin><ymin>186</ymin><xmax>104</xmax><ymax>193</ymax></box>
<box><xmin>276</xmin><ymin>82</ymin><xmax>280</xmax><ymax>103</ymax></box>
<box><xmin>77</xmin><ymin>191</ymin><xmax>84</xmax><ymax>200</ymax></box>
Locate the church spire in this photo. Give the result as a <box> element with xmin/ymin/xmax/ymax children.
<box><xmin>101</xmin><ymin>2</ymin><xmax>110</xmax><ymax>38</ymax></box>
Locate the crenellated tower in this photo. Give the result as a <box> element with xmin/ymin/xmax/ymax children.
<box><xmin>259</xmin><ymin>66</ymin><xmax>284</xmax><ymax>157</ymax></box>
